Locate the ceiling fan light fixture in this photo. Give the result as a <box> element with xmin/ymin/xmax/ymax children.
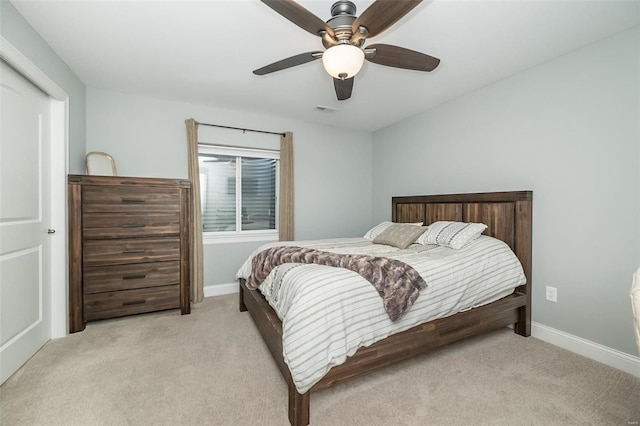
<box><xmin>322</xmin><ymin>44</ymin><xmax>365</xmax><ymax>80</ymax></box>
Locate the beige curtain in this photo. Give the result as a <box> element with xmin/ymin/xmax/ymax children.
<box><xmin>185</xmin><ymin>118</ymin><xmax>204</xmax><ymax>303</ymax></box>
<box><xmin>279</xmin><ymin>131</ymin><xmax>294</xmax><ymax>241</ymax></box>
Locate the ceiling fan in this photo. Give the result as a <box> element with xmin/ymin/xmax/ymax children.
<box><xmin>253</xmin><ymin>0</ymin><xmax>440</xmax><ymax>101</ymax></box>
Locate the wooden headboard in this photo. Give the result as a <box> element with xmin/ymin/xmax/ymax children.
<box><xmin>392</xmin><ymin>191</ymin><xmax>533</xmax><ymax>332</ymax></box>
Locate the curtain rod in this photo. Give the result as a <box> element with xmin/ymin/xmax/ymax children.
<box><xmin>197</xmin><ymin>142</ymin><xmax>279</xmax><ymax>153</ymax></box>
<box><xmin>196</xmin><ymin>121</ymin><xmax>285</xmax><ymax>137</ymax></box>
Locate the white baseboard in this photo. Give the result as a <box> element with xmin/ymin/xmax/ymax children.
<box><xmin>203</xmin><ymin>282</ymin><xmax>239</xmax><ymax>298</ymax></box>
<box><xmin>532</xmin><ymin>321</ymin><xmax>640</xmax><ymax>378</ymax></box>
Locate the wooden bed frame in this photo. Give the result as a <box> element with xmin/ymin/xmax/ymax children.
<box><xmin>238</xmin><ymin>191</ymin><xmax>532</xmax><ymax>425</ymax></box>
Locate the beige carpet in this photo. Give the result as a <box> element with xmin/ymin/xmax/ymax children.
<box><xmin>1</xmin><ymin>294</ymin><xmax>639</xmax><ymax>426</ymax></box>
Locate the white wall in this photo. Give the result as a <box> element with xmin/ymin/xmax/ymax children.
<box><xmin>0</xmin><ymin>1</ymin><xmax>86</xmax><ymax>173</ymax></box>
<box><xmin>373</xmin><ymin>27</ymin><xmax>640</xmax><ymax>356</ymax></box>
<box><xmin>86</xmin><ymin>89</ymin><xmax>373</xmax><ymax>287</ymax></box>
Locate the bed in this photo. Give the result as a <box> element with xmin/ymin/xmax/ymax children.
<box><xmin>237</xmin><ymin>191</ymin><xmax>532</xmax><ymax>425</ymax></box>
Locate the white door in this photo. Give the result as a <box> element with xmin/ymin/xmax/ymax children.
<box><xmin>0</xmin><ymin>59</ymin><xmax>52</xmax><ymax>384</ymax></box>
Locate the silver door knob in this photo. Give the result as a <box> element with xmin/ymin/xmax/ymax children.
<box><xmin>47</xmin><ymin>229</ymin><xmax>56</xmax><ymax>234</ymax></box>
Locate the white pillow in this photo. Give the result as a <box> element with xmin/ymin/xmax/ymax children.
<box><xmin>364</xmin><ymin>221</ymin><xmax>423</xmax><ymax>240</ymax></box>
<box><xmin>417</xmin><ymin>221</ymin><xmax>487</xmax><ymax>249</ymax></box>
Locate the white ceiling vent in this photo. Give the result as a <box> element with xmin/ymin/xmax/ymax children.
<box><xmin>315</xmin><ymin>105</ymin><xmax>337</xmax><ymax>113</ymax></box>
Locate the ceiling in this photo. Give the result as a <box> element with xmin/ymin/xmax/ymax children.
<box><xmin>11</xmin><ymin>0</ymin><xmax>640</xmax><ymax>132</ymax></box>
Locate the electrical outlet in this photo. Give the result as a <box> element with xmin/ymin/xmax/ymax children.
<box><xmin>545</xmin><ymin>286</ymin><xmax>557</xmax><ymax>303</ymax></box>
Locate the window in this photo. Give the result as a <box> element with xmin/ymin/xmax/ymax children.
<box><xmin>199</xmin><ymin>145</ymin><xmax>279</xmax><ymax>242</ymax></box>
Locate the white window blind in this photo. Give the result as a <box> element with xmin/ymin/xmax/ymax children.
<box><xmin>199</xmin><ymin>145</ymin><xmax>279</xmax><ymax>240</ymax></box>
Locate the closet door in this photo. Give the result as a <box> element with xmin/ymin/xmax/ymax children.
<box><xmin>0</xmin><ymin>60</ymin><xmax>53</xmax><ymax>384</ymax></box>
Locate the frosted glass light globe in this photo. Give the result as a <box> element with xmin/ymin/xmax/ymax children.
<box><xmin>322</xmin><ymin>44</ymin><xmax>365</xmax><ymax>80</ymax></box>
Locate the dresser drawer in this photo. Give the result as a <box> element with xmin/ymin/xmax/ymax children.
<box><xmin>83</xmin><ymin>237</ymin><xmax>180</xmax><ymax>267</ymax></box>
<box><xmin>84</xmin><ymin>285</ymin><xmax>180</xmax><ymax>321</ymax></box>
<box><xmin>82</xmin><ymin>185</ymin><xmax>181</xmax><ymax>213</ymax></box>
<box><xmin>84</xmin><ymin>261</ymin><xmax>180</xmax><ymax>294</ymax></box>
<box><xmin>83</xmin><ymin>212</ymin><xmax>180</xmax><ymax>239</ymax></box>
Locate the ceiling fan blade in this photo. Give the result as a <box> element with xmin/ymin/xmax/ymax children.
<box><xmin>261</xmin><ymin>0</ymin><xmax>334</xmax><ymax>37</ymax></box>
<box><xmin>253</xmin><ymin>51</ymin><xmax>323</xmax><ymax>75</ymax></box>
<box><xmin>333</xmin><ymin>77</ymin><xmax>354</xmax><ymax>101</ymax></box>
<box><xmin>365</xmin><ymin>44</ymin><xmax>440</xmax><ymax>72</ymax></box>
<box><xmin>352</xmin><ymin>0</ymin><xmax>422</xmax><ymax>38</ymax></box>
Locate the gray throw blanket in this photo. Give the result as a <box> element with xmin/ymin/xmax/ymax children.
<box><xmin>247</xmin><ymin>246</ymin><xmax>427</xmax><ymax>321</ymax></box>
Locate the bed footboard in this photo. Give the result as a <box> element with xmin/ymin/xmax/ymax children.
<box><xmin>288</xmin><ymin>382</ymin><xmax>310</xmax><ymax>426</ymax></box>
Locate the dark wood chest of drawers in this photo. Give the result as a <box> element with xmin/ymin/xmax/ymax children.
<box><xmin>68</xmin><ymin>175</ymin><xmax>191</xmax><ymax>332</ymax></box>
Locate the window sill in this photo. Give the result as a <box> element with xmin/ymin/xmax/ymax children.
<box><xmin>203</xmin><ymin>231</ymin><xmax>278</xmax><ymax>245</ymax></box>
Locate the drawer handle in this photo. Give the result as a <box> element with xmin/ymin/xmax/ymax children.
<box><xmin>122</xmin><ymin>249</ymin><xmax>146</xmax><ymax>254</ymax></box>
<box><xmin>121</xmin><ymin>198</ymin><xmax>146</xmax><ymax>203</ymax></box>
<box><xmin>122</xmin><ymin>274</ymin><xmax>146</xmax><ymax>280</ymax></box>
<box><xmin>121</xmin><ymin>223</ymin><xmax>146</xmax><ymax>228</ymax></box>
<box><xmin>122</xmin><ymin>299</ymin><xmax>146</xmax><ymax>306</ymax></box>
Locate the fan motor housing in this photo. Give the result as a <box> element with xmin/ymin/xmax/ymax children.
<box><xmin>331</xmin><ymin>1</ymin><xmax>356</xmax><ymax>17</ymax></box>
<box><xmin>325</xmin><ymin>0</ymin><xmax>358</xmax><ymax>45</ymax></box>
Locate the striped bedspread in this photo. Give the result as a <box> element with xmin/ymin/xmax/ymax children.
<box><xmin>236</xmin><ymin>236</ymin><xmax>526</xmax><ymax>393</ymax></box>
<box><xmin>247</xmin><ymin>245</ymin><xmax>427</xmax><ymax>321</ymax></box>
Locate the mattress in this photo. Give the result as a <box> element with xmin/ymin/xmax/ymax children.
<box><xmin>236</xmin><ymin>235</ymin><xmax>526</xmax><ymax>393</ymax></box>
